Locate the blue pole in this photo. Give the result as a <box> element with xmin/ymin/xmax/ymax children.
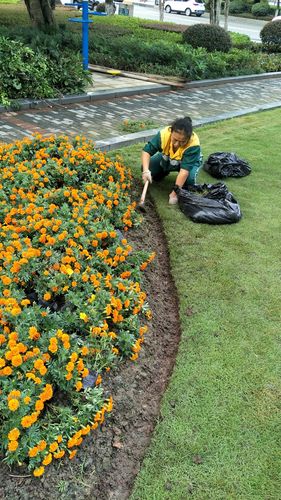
<box><xmin>82</xmin><ymin>0</ymin><xmax>89</xmax><ymax>70</ymax></box>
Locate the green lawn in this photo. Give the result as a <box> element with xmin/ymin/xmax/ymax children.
<box><xmin>117</xmin><ymin>110</ymin><xmax>281</xmax><ymax>499</ymax></box>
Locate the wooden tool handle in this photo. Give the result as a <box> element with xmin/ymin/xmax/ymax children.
<box><xmin>140</xmin><ymin>180</ymin><xmax>149</xmax><ymax>204</ymax></box>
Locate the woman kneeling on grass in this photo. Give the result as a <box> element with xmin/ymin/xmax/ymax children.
<box><xmin>141</xmin><ymin>116</ymin><xmax>202</xmax><ymax>205</ymax></box>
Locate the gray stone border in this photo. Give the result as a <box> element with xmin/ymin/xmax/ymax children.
<box><xmin>94</xmin><ymin>100</ymin><xmax>281</xmax><ymax>151</ymax></box>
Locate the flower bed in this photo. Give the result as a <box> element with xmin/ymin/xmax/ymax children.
<box><xmin>0</xmin><ymin>135</ymin><xmax>154</xmax><ymax>477</ymax></box>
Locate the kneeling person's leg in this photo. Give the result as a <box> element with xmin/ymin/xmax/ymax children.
<box><xmin>149</xmin><ymin>153</ymin><xmax>169</xmax><ymax>182</ymax></box>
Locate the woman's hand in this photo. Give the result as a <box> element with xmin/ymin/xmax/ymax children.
<box><xmin>142</xmin><ymin>170</ymin><xmax>152</xmax><ymax>184</ymax></box>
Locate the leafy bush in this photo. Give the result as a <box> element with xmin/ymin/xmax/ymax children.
<box><xmin>251</xmin><ymin>1</ymin><xmax>274</xmax><ymax>17</ymax></box>
<box><xmin>229</xmin><ymin>0</ymin><xmax>246</xmax><ymax>14</ymax></box>
<box><xmin>260</xmin><ymin>19</ymin><xmax>281</xmax><ymax>51</ymax></box>
<box><xmin>0</xmin><ymin>37</ymin><xmax>53</xmax><ymax>105</ymax></box>
<box><xmin>182</xmin><ymin>24</ymin><xmax>232</xmax><ymax>53</ymax></box>
<box><xmin>230</xmin><ymin>31</ymin><xmax>253</xmax><ymax>49</ymax></box>
<box><xmin>0</xmin><ymin>134</ymin><xmax>154</xmax><ymax>476</ymax></box>
<box><xmin>0</xmin><ymin>35</ymin><xmax>90</xmax><ymax>105</ymax></box>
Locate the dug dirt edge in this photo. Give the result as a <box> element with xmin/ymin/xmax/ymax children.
<box><xmin>0</xmin><ymin>186</ymin><xmax>182</xmax><ymax>500</ymax></box>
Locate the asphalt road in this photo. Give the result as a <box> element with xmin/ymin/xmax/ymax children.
<box><xmin>133</xmin><ymin>3</ymin><xmax>267</xmax><ymax>41</ymax></box>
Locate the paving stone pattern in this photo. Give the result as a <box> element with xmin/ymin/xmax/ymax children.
<box><xmin>0</xmin><ymin>77</ymin><xmax>281</xmax><ymax>144</ymax></box>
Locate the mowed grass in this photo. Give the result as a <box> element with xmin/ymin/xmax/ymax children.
<box><xmin>117</xmin><ymin>109</ymin><xmax>281</xmax><ymax>499</ymax></box>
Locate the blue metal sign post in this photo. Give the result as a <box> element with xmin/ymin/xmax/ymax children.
<box><xmin>68</xmin><ymin>1</ymin><xmax>106</xmax><ymax>70</ymax></box>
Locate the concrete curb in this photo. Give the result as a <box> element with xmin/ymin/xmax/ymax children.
<box><xmin>94</xmin><ymin>100</ymin><xmax>281</xmax><ymax>151</ymax></box>
<box><xmin>0</xmin><ymin>84</ymin><xmax>170</xmax><ymax>114</ymax></box>
<box><xmin>1</xmin><ymin>72</ymin><xmax>281</xmax><ymax>114</ymax></box>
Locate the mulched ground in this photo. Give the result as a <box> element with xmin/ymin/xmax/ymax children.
<box><xmin>0</xmin><ymin>188</ymin><xmax>181</xmax><ymax>500</ymax></box>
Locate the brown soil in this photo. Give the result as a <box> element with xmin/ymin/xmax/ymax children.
<box><xmin>0</xmin><ymin>191</ymin><xmax>181</xmax><ymax>500</ymax></box>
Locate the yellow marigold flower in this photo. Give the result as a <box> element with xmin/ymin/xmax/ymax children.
<box><xmin>56</xmin><ymin>435</ymin><xmax>63</xmax><ymax>443</ymax></box>
<box><xmin>65</xmin><ymin>373</ymin><xmax>72</xmax><ymax>381</ymax></box>
<box><xmin>80</xmin><ymin>346</ymin><xmax>89</xmax><ymax>356</ymax></box>
<box><xmin>33</xmin><ymin>466</ymin><xmax>45</xmax><ymax>477</ymax></box>
<box><xmin>42</xmin><ymin>453</ymin><xmax>52</xmax><ymax>466</ymax></box>
<box><xmin>8</xmin><ymin>398</ymin><xmax>19</xmax><ymax>411</ymax></box>
<box><xmin>8</xmin><ymin>440</ymin><xmax>19</xmax><ymax>452</ymax></box>
<box><xmin>8</xmin><ymin>428</ymin><xmax>20</xmax><ymax>441</ymax></box>
<box><xmin>0</xmin><ymin>358</ymin><xmax>6</xmax><ymax>368</ymax></box>
<box><xmin>79</xmin><ymin>312</ymin><xmax>88</xmax><ymax>322</ymax></box>
<box><xmin>24</xmin><ymin>396</ymin><xmax>31</xmax><ymax>405</ymax></box>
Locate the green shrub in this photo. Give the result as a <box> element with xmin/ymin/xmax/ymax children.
<box><xmin>182</xmin><ymin>24</ymin><xmax>232</xmax><ymax>53</ymax></box>
<box><xmin>230</xmin><ymin>31</ymin><xmax>253</xmax><ymax>49</ymax></box>
<box><xmin>0</xmin><ymin>36</ymin><xmax>53</xmax><ymax>105</ymax></box>
<box><xmin>260</xmin><ymin>19</ymin><xmax>281</xmax><ymax>51</ymax></box>
<box><xmin>0</xmin><ymin>35</ymin><xmax>90</xmax><ymax>106</ymax></box>
<box><xmin>96</xmin><ymin>2</ymin><xmax>106</xmax><ymax>11</ymax></box>
<box><xmin>229</xmin><ymin>0</ymin><xmax>246</xmax><ymax>14</ymax></box>
<box><xmin>251</xmin><ymin>1</ymin><xmax>274</xmax><ymax>16</ymax></box>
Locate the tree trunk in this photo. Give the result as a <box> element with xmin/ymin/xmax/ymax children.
<box><xmin>159</xmin><ymin>0</ymin><xmax>164</xmax><ymax>21</ymax></box>
<box><xmin>209</xmin><ymin>0</ymin><xmax>221</xmax><ymax>25</ymax></box>
<box><xmin>224</xmin><ymin>0</ymin><xmax>230</xmax><ymax>31</ymax></box>
<box><xmin>24</xmin><ymin>0</ymin><xmax>57</xmax><ymax>29</ymax></box>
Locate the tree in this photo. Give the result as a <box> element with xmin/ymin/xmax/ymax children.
<box><xmin>224</xmin><ymin>0</ymin><xmax>230</xmax><ymax>30</ymax></box>
<box><xmin>209</xmin><ymin>0</ymin><xmax>221</xmax><ymax>25</ymax></box>
<box><xmin>24</xmin><ymin>0</ymin><xmax>57</xmax><ymax>29</ymax></box>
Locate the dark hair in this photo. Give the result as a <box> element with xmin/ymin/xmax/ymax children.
<box><xmin>171</xmin><ymin>116</ymin><xmax>192</xmax><ymax>138</ymax></box>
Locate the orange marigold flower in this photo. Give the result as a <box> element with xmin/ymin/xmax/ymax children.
<box><xmin>43</xmin><ymin>292</ymin><xmax>51</xmax><ymax>301</ymax></box>
<box><xmin>69</xmin><ymin>449</ymin><xmax>77</xmax><ymax>460</ymax></box>
<box><xmin>8</xmin><ymin>398</ymin><xmax>19</xmax><ymax>411</ymax></box>
<box><xmin>49</xmin><ymin>442</ymin><xmax>58</xmax><ymax>453</ymax></box>
<box><xmin>33</xmin><ymin>466</ymin><xmax>45</xmax><ymax>477</ymax></box>
<box><xmin>35</xmin><ymin>400</ymin><xmax>44</xmax><ymax>412</ymax></box>
<box><xmin>38</xmin><ymin>440</ymin><xmax>47</xmax><ymax>451</ymax></box>
<box><xmin>21</xmin><ymin>415</ymin><xmax>33</xmax><ymax>428</ymax></box>
<box><xmin>8</xmin><ymin>428</ymin><xmax>20</xmax><ymax>441</ymax></box>
<box><xmin>42</xmin><ymin>453</ymin><xmax>52</xmax><ymax>466</ymax></box>
<box><xmin>24</xmin><ymin>396</ymin><xmax>31</xmax><ymax>405</ymax></box>
<box><xmin>28</xmin><ymin>446</ymin><xmax>39</xmax><ymax>458</ymax></box>
<box><xmin>3</xmin><ymin>367</ymin><xmax>13</xmax><ymax>376</ymax></box>
<box><xmin>54</xmin><ymin>450</ymin><xmax>65</xmax><ymax>459</ymax></box>
<box><xmin>11</xmin><ymin>354</ymin><xmax>23</xmax><ymax>367</ymax></box>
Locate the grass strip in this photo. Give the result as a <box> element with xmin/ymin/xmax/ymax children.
<box><xmin>117</xmin><ymin>109</ymin><xmax>281</xmax><ymax>499</ymax></box>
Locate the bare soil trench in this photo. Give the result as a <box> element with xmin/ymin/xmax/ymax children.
<box><xmin>0</xmin><ymin>192</ymin><xmax>181</xmax><ymax>500</ymax></box>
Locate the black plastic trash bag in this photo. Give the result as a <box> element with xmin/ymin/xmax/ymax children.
<box><xmin>203</xmin><ymin>152</ymin><xmax>251</xmax><ymax>178</ymax></box>
<box><xmin>177</xmin><ymin>183</ymin><xmax>242</xmax><ymax>224</ymax></box>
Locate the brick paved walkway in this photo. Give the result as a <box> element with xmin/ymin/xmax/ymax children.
<box><xmin>1</xmin><ymin>75</ymin><xmax>281</xmax><ymax>145</ymax></box>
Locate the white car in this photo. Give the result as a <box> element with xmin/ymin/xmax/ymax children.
<box><xmin>164</xmin><ymin>0</ymin><xmax>205</xmax><ymax>16</ymax></box>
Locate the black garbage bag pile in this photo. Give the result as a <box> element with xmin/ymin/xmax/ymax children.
<box><xmin>177</xmin><ymin>183</ymin><xmax>242</xmax><ymax>224</ymax></box>
<box><xmin>203</xmin><ymin>152</ymin><xmax>251</xmax><ymax>179</ymax></box>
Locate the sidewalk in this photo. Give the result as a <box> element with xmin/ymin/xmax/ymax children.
<box><xmin>1</xmin><ymin>71</ymin><xmax>281</xmax><ymax>150</ymax></box>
